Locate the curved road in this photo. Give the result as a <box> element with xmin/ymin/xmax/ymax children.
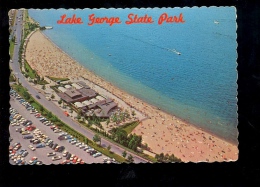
<box><xmin>10</xmin><ymin>10</ymin><xmax>148</xmax><ymax>163</ymax></box>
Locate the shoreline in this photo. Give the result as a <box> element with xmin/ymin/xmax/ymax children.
<box><xmin>42</xmin><ymin>31</ymin><xmax>237</xmax><ymax>146</ymax></box>
<box><xmin>25</xmin><ymin>30</ymin><xmax>238</xmax><ymax>162</ymax></box>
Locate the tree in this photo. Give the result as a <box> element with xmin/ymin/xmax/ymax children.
<box><xmin>164</xmin><ymin>153</ymin><xmax>170</xmax><ymax>163</ymax></box>
<box><xmin>122</xmin><ymin>150</ymin><xmax>127</xmax><ymax>158</ymax></box>
<box><xmin>127</xmin><ymin>154</ymin><xmax>134</xmax><ymax>163</ymax></box>
<box><xmin>47</xmin><ymin>111</ymin><xmax>52</xmax><ymax>118</ymax></box>
<box><xmin>93</xmin><ymin>134</ymin><xmax>101</xmax><ymax>145</ymax></box>
<box><xmin>106</xmin><ymin>119</ymin><xmax>110</xmax><ymax>127</ymax></box>
<box><xmin>77</xmin><ymin>114</ymin><xmax>81</xmax><ymax>120</ymax></box>
<box><xmin>51</xmin><ymin>94</ymin><xmax>55</xmax><ymax>99</ymax></box>
<box><xmin>58</xmin><ymin>99</ymin><xmax>62</xmax><ymax>105</ymax></box>
<box><xmin>155</xmin><ymin>153</ymin><xmax>165</xmax><ymax>163</ymax></box>
<box><xmin>107</xmin><ymin>145</ymin><xmax>111</xmax><ymax>152</ymax></box>
<box><xmin>78</xmin><ymin>109</ymin><xmax>83</xmax><ymax>116</ymax></box>
<box><xmin>23</xmin><ymin>90</ymin><xmax>30</xmax><ymax>100</ymax></box>
<box><xmin>41</xmin><ymin>85</ymin><xmax>46</xmax><ymax>90</ymax></box>
<box><xmin>131</xmin><ymin>110</ymin><xmax>136</xmax><ymax>117</ymax></box>
<box><xmin>38</xmin><ymin>105</ymin><xmax>43</xmax><ymax>112</ymax></box>
<box><xmin>169</xmin><ymin>154</ymin><xmax>182</xmax><ymax>163</ymax></box>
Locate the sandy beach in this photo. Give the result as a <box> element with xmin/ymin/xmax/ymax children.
<box><xmin>25</xmin><ymin>30</ymin><xmax>238</xmax><ymax>162</ymax></box>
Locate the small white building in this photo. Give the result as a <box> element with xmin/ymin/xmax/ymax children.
<box><xmin>72</xmin><ymin>83</ymin><xmax>82</xmax><ymax>90</ymax></box>
<box><xmin>96</xmin><ymin>96</ymin><xmax>105</xmax><ymax>101</ymax></box>
<box><xmin>90</xmin><ymin>98</ymin><xmax>99</xmax><ymax>104</ymax></box>
<box><xmin>64</xmin><ymin>85</ymin><xmax>72</xmax><ymax>89</ymax></box>
<box><xmin>74</xmin><ymin>102</ymin><xmax>84</xmax><ymax>108</ymax></box>
<box><xmin>82</xmin><ymin>100</ymin><xmax>92</xmax><ymax>106</ymax></box>
<box><xmin>58</xmin><ymin>87</ymin><xmax>67</xmax><ymax>93</ymax></box>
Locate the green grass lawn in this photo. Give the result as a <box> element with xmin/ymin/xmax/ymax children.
<box><xmin>47</xmin><ymin>76</ymin><xmax>69</xmax><ymax>82</ymax></box>
<box><xmin>9</xmin><ymin>40</ymin><xmax>15</xmax><ymax>58</ymax></box>
<box><xmin>24</xmin><ymin>61</ymin><xmax>36</xmax><ymax>79</ymax></box>
<box><xmin>9</xmin><ymin>73</ymin><xmax>16</xmax><ymax>82</ymax></box>
<box><xmin>121</xmin><ymin>121</ymin><xmax>140</xmax><ymax>134</ymax></box>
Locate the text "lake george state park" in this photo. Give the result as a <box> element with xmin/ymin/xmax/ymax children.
<box><xmin>57</xmin><ymin>13</ymin><xmax>185</xmax><ymax>26</ymax></box>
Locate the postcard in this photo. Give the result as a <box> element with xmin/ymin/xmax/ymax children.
<box><xmin>9</xmin><ymin>7</ymin><xmax>238</xmax><ymax>165</ymax></box>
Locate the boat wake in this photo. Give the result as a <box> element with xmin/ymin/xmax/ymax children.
<box><xmin>122</xmin><ymin>34</ymin><xmax>181</xmax><ymax>55</ymax></box>
<box><xmin>167</xmin><ymin>48</ymin><xmax>181</xmax><ymax>55</ymax></box>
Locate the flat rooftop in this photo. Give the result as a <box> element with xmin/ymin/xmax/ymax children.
<box><xmin>77</xmin><ymin>81</ymin><xmax>90</xmax><ymax>89</ymax></box>
<box><xmin>64</xmin><ymin>89</ymin><xmax>82</xmax><ymax>99</ymax></box>
<box><xmin>77</xmin><ymin>88</ymin><xmax>97</xmax><ymax>98</ymax></box>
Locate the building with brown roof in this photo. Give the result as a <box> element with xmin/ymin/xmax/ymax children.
<box><xmin>65</xmin><ymin>90</ymin><xmax>82</xmax><ymax>99</ymax></box>
<box><xmin>77</xmin><ymin>88</ymin><xmax>97</xmax><ymax>99</ymax></box>
<box><xmin>82</xmin><ymin>98</ymin><xmax>118</xmax><ymax>118</ymax></box>
<box><xmin>57</xmin><ymin>86</ymin><xmax>97</xmax><ymax>104</ymax></box>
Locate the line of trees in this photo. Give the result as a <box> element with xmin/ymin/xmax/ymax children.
<box><xmin>155</xmin><ymin>153</ymin><xmax>182</xmax><ymax>163</ymax></box>
<box><xmin>111</xmin><ymin>127</ymin><xmax>142</xmax><ymax>151</ymax></box>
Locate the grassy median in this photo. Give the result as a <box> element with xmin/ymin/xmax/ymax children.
<box><xmin>9</xmin><ymin>40</ymin><xmax>15</xmax><ymax>58</ymax></box>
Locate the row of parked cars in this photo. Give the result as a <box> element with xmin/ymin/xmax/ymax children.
<box><xmin>28</xmin><ymin>157</ymin><xmax>43</xmax><ymax>165</ymax></box>
<box><xmin>34</xmin><ymin>112</ymin><xmax>63</xmax><ymax>134</ymax></box>
<box><xmin>9</xmin><ymin>142</ymin><xmax>43</xmax><ymax>165</ymax></box>
<box><xmin>10</xmin><ymin>107</ymin><xmax>26</xmax><ymax>127</ymax></box>
<box><xmin>9</xmin><ymin>142</ymin><xmax>28</xmax><ymax>165</ymax></box>
<box><xmin>60</xmin><ymin>151</ymin><xmax>85</xmax><ymax>164</ymax></box>
<box><xmin>10</xmin><ymin>89</ymin><xmax>35</xmax><ymax>111</ymax></box>
<box><xmin>66</xmin><ymin>137</ymin><xmax>103</xmax><ymax>158</ymax></box>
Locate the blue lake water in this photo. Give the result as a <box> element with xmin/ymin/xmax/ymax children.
<box><xmin>29</xmin><ymin>7</ymin><xmax>238</xmax><ymax>144</ymax></box>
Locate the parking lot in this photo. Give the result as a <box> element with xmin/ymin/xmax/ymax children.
<box><xmin>9</xmin><ymin>89</ymin><xmax>117</xmax><ymax>165</ymax></box>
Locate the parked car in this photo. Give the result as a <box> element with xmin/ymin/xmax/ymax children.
<box><xmin>58</xmin><ymin>136</ymin><xmax>66</xmax><ymax>140</ymax></box>
<box><xmin>48</xmin><ymin>142</ymin><xmax>53</xmax><ymax>147</ymax></box>
<box><xmin>52</xmin><ymin>143</ymin><xmax>58</xmax><ymax>150</ymax></box>
<box><xmin>23</xmin><ymin>135</ymin><xmax>34</xmax><ymax>139</ymax></box>
<box><xmin>66</xmin><ymin>153</ymin><xmax>71</xmax><ymax>160</ymax></box>
<box><xmin>52</xmin><ymin>156</ymin><xmax>62</xmax><ymax>161</ymax></box>
<box><xmin>93</xmin><ymin>152</ymin><xmax>102</xmax><ymax>158</ymax></box>
<box><xmin>58</xmin><ymin>146</ymin><xmax>65</xmax><ymax>152</ymax></box>
<box><xmin>47</xmin><ymin>152</ymin><xmax>56</xmax><ymax>157</ymax></box>
<box><xmin>22</xmin><ymin>151</ymin><xmax>28</xmax><ymax>157</ymax></box>
<box><xmin>21</xmin><ymin>131</ymin><xmax>30</xmax><ymax>135</ymax></box>
<box><xmin>36</xmin><ymin>143</ymin><xmax>45</xmax><ymax>148</ymax></box>
<box><xmin>36</xmin><ymin>161</ymin><xmax>43</xmax><ymax>165</ymax></box>
<box><xmin>62</xmin><ymin>150</ymin><xmax>68</xmax><ymax>157</ymax></box>
<box><xmin>28</xmin><ymin>157</ymin><xmax>37</xmax><ymax>164</ymax></box>
<box><xmin>90</xmin><ymin>150</ymin><xmax>97</xmax><ymax>155</ymax></box>
<box><xmin>28</xmin><ymin>145</ymin><xmax>35</xmax><ymax>151</ymax></box>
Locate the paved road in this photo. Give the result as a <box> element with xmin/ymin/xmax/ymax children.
<box><xmin>10</xmin><ymin>10</ymin><xmax>147</xmax><ymax>163</ymax></box>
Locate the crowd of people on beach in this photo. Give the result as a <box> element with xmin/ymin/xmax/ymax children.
<box><xmin>25</xmin><ymin>30</ymin><xmax>239</xmax><ymax>162</ymax></box>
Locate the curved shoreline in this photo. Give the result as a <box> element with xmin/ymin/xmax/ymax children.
<box><xmin>42</xmin><ymin>31</ymin><xmax>237</xmax><ymax>146</ymax></box>
<box><xmin>25</xmin><ymin>30</ymin><xmax>238</xmax><ymax>162</ymax></box>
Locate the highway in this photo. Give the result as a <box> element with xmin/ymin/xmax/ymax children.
<box><xmin>10</xmin><ymin>10</ymin><xmax>148</xmax><ymax>163</ymax></box>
